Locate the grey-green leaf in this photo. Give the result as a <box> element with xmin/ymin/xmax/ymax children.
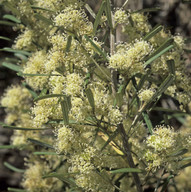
<box><xmin>3</xmin><ymin>14</ymin><xmax>21</xmax><ymax>23</ymax></box>
<box><xmin>2</xmin><ymin>62</ymin><xmax>22</xmax><ymax>72</ymax></box>
<box><xmin>27</xmin><ymin>138</ymin><xmax>54</xmax><ymax>149</ymax></box>
<box><xmin>110</xmin><ymin>168</ymin><xmax>142</xmax><ymax>174</ymax></box>
<box><xmin>85</xmin><ymin>88</ymin><xmax>95</xmax><ymax>109</ymax></box>
<box><xmin>93</xmin><ymin>0</ymin><xmax>106</xmax><ymax>34</ymax></box>
<box><xmin>4</xmin><ymin>162</ymin><xmax>25</xmax><ymax>173</ymax></box>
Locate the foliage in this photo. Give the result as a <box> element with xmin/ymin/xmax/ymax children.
<box><xmin>0</xmin><ymin>0</ymin><xmax>191</xmax><ymax>191</ymax></box>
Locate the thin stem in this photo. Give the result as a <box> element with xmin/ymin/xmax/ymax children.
<box><xmin>118</xmin><ymin>123</ymin><xmax>143</xmax><ymax>192</ymax></box>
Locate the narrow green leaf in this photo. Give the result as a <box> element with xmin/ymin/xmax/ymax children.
<box><xmin>182</xmin><ymin>157</ymin><xmax>191</xmax><ymax>161</ymax></box>
<box><xmin>34</xmin><ymin>94</ymin><xmax>65</xmax><ymax>102</ymax></box>
<box><xmin>105</xmin><ymin>0</ymin><xmax>113</xmax><ymax>29</ymax></box>
<box><xmin>0</xmin><ymin>145</ymin><xmax>15</xmax><ymax>149</ymax></box>
<box><xmin>64</xmin><ymin>95</ymin><xmax>72</xmax><ymax>111</ymax></box>
<box><xmin>85</xmin><ymin>88</ymin><xmax>95</xmax><ymax>109</ymax></box>
<box><xmin>3</xmin><ymin>125</ymin><xmax>49</xmax><ymax>131</ymax></box>
<box><xmin>144</xmin><ymin>38</ymin><xmax>174</xmax><ymax>61</ymax></box>
<box><xmin>93</xmin><ymin>0</ymin><xmax>106</xmax><ymax>34</ymax></box>
<box><xmin>131</xmin><ymin>75</ymin><xmax>174</xmax><ymax>128</ymax></box>
<box><xmin>2</xmin><ymin>2</ymin><xmax>20</xmax><ymax>16</ymax></box>
<box><xmin>85</xmin><ymin>4</ymin><xmax>96</xmax><ymax>19</ymax></box>
<box><xmin>30</xmin><ymin>5</ymin><xmax>55</xmax><ymax>12</ymax></box>
<box><xmin>2</xmin><ymin>62</ymin><xmax>22</xmax><ymax>72</ymax></box>
<box><xmin>169</xmin><ymin>149</ymin><xmax>188</xmax><ymax>157</ymax></box>
<box><xmin>27</xmin><ymin>138</ymin><xmax>54</xmax><ymax>149</ymax></box>
<box><xmin>3</xmin><ymin>14</ymin><xmax>21</xmax><ymax>23</ymax></box>
<box><xmin>4</xmin><ymin>162</ymin><xmax>25</xmax><ymax>173</ymax></box>
<box><xmin>180</xmin><ymin>162</ymin><xmax>191</xmax><ymax>169</ymax></box>
<box><xmin>8</xmin><ymin>188</ymin><xmax>26</xmax><ymax>192</ymax></box>
<box><xmin>61</xmin><ymin>100</ymin><xmax>69</xmax><ymax>125</ymax></box>
<box><xmin>101</xmin><ymin>131</ymin><xmax>119</xmax><ymax>152</ymax></box>
<box><xmin>0</xmin><ymin>36</ymin><xmax>11</xmax><ymax>41</ymax></box>
<box><xmin>84</xmin><ymin>35</ymin><xmax>108</xmax><ymax>60</ymax></box>
<box><xmin>167</xmin><ymin>59</ymin><xmax>175</xmax><ymax>74</ymax></box>
<box><xmin>143</xmin><ymin>25</ymin><xmax>163</xmax><ymax>41</ymax></box>
<box><xmin>144</xmin><ymin>45</ymin><xmax>174</xmax><ymax>67</ymax></box>
<box><xmin>142</xmin><ymin>112</ymin><xmax>153</xmax><ymax>134</ymax></box>
<box><xmin>34</xmin><ymin>14</ymin><xmax>53</xmax><ymax>25</ymax></box>
<box><xmin>33</xmin><ymin>151</ymin><xmax>57</xmax><ymax>155</ymax></box>
<box><xmin>14</xmin><ymin>53</ymin><xmax>28</xmax><ymax>61</ymax></box>
<box><xmin>110</xmin><ymin>168</ymin><xmax>142</xmax><ymax>174</ymax></box>
<box><xmin>65</xmin><ymin>35</ymin><xmax>72</xmax><ymax>53</ymax></box>
<box><xmin>1</xmin><ymin>47</ymin><xmax>31</xmax><ymax>56</ymax></box>
<box><xmin>161</xmin><ymin>175</ymin><xmax>174</xmax><ymax>192</ymax></box>
<box><xmin>22</xmin><ymin>82</ymin><xmax>38</xmax><ymax>98</ymax></box>
<box><xmin>43</xmin><ymin>172</ymin><xmax>77</xmax><ymax>186</ymax></box>
<box><xmin>134</xmin><ymin>7</ymin><xmax>161</xmax><ymax>13</ymax></box>
<box><xmin>94</xmin><ymin>65</ymin><xmax>111</xmax><ymax>82</ymax></box>
<box><xmin>0</xmin><ymin>20</ymin><xmax>15</xmax><ymax>26</ymax></box>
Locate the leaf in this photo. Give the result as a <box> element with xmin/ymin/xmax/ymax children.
<box><xmin>0</xmin><ymin>36</ymin><xmax>12</xmax><ymax>41</ymax></box>
<box><xmin>161</xmin><ymin>175</ymin><xmax>174</xmax><ymax>192</ymax></box>
<box><xmin>85</xmin><ymin>88</ymin><xmax>95</xmax><ymax>109</ymax></box>
<box><xmin>22</xmin><ymin>82</ymin><xmax>38</xmax><ymax>98</ymax></box>
<box><xmin>4</xmin><ymin>162</ymin><xmax>25</xmax><ymax>173</ymax></box>
<box><xmin>93</xmin><ymin>0</ymin><xmax>106</xmax><ymax>34</ymax></box>
<box><xmin>84</xmin><ymin>35</ymin><xmax>108</xmax><ymax>60</ymax></box>
<box><xmin>144</xmin><ymin>45</ymin><xmax>174</xmax><ymax>67</ymax></box>
<box><xmin>169</xmin><ymin>148</ymin><xmax>188</xmax><ymax>157</ymax></box>
<box><xmin>0</xmin><ymin>20</ymin><xmax>15</xmax><ymax>26</ymax></box>
<box><xmin>43</xmin><ymin>172</ymin><xmax>77</xmax><ymax>186</ymax></box>
<box><xmin>0</xmin><ymin>145</ymin><xmax>16</xmax><ymax>149</ymax></box>
<box><xmin>110</xmin><ymin>168</ymin><xmax>142</xmax><ymax>174</ymax></box>
<box><xmin>2</xmin><ymin>2</ymin><xmax>20</xmax><ymax>16</ymax></box>
<box><xmin>30</xmin><ymin>5</ymin><xmax>55</xmax><ymax>12</ymax></box>
<box><xmin>105</xmin><ymin>0</ymin><xmax>113</xmax><ymax>29</ymax></box>
<box><xmin>142</xmin><ymin>112</ymin><xmax>153</xmax><ymax>134</ymax></box>
<box><xmin>3</xmin><ymin>125</ymin><xmax>49</xmax><ymax>131</ymax></box>
<box><xmin>34</xmin><ymin>14</ymin><xmax>53</xmax><ymax>25</ymax></box>
<box><xmin>14</xmin><ymin>53</ymin><xmax>28</xmax><ymax>61</ymax></box>
<box><xmin>33</xmin><ymin>151</ymin><xmax>57</xmax><ymax>155</ymax></box>
<box><xmin>100</xmin><ymin>131</ymin><xmax>123</xmax><ymax>155</ymax></box>
<box><xmin>94</xmin><ymin>65</ymin><xmax>111</xmax><ymax>82</ymax></box>
<box><xmin>143</xmin><ymin>25</ymin><xmax>163</xmax><ymax>41</ymax></box>
<box><xmin>85</xmin><ymin>4</ymin><xmax>96</xmax><ymax>19</ymax></box>
<box><xmin>182</xmin><ymin>157</ymin><xmax>191</xmax><ymax>161</ymax></box>
<box><xmin>134</xmin><ymin>7</ymin><xmax>161</xmax><ymax>13</ymax></box>
<box><xmin>65</xmin><ymin>35</ymin><xmax>72</xmax><ymax>53</ymax></box>
<box><xmin>8</xmin><ymin>188</ymin><xmax>27</xmax><ymax>192</ymax></box>
<box><xmin>2</xmin><ymin>62</ymin><xmax>22</xmax><ymax>72</ymax></box>
<box><xmin>60</xmin><ymin>100</ymin><xmax>69</xmax><ymax>125</ymax></box>
<box><xmin>167</xmin><ymin>59</ymin><xmax>175</xmax><ymax>74</ymax></box>
<box><xmin>3</xmin><ymin>14</ymin><xmax>21</xmax><ymax>23</ymax></box>
<box><xmin>34</xmin><ymin>94</ymin><xmax>65</xmax><ymax>102</ymax></box>
<box><xmin>144</xmin><ymin>38</ymin><xmax>174</xmax><ymax>62</ymax></box>
<box><xmin>180</xmin><ymin>162</ymin><xmax>191</xmax><ymax>170</ymax></box>
<box><xmin>1</xmin><ymin>47</ymin><xmax>31</xmax><ymax>56</ymax></box>
<box><xmin>27</xmin><ymin>138</ymin><xmax>54</xmax><ymax>149</ymax></box>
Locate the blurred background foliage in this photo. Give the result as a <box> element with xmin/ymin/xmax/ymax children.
<box><xmin>0</xmin><ymin>0</ymin><xmax>190</xmax><ymax>191</ymax></box>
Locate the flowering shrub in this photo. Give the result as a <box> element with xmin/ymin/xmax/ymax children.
<box><xmin>0</xmin><ymin>0</ymin><xmax>191</xmax><ymax>191</ymax></box>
